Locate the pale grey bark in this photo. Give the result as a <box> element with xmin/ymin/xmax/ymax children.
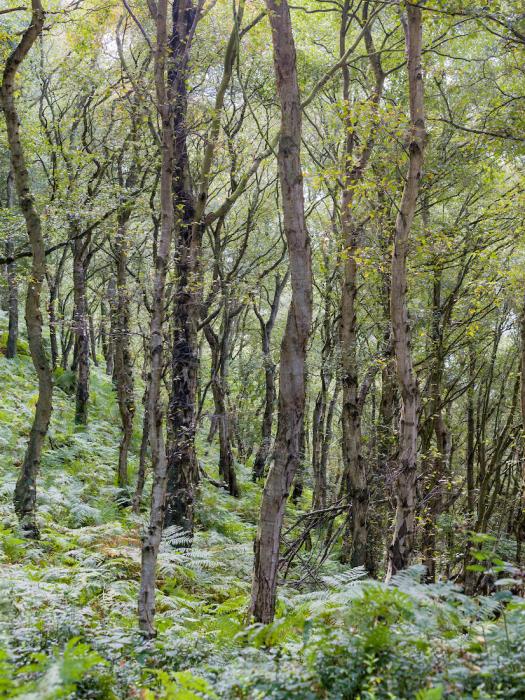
<box><xmin>250</xmin><ymin>0</ymin><xmax>312</xmax><ymax>623</ymax></box>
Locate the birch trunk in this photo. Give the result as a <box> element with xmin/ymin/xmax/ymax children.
<box><xmin>138</xmin><ymin>0</ymin><xmax>175</xmax><ymax>636</ymax></box>
<box><xmin>250</xmin><ymin>0</ymin><xmax>312</xmax><ymax>623</ymax></box>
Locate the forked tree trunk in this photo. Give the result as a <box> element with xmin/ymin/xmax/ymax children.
<box><xmin>5</xmin><ymin>169</ymin><xmax>18</xmax><ymax>359</ymax></box>
<box><xmin>1</xmin><ymin>0</ymin><xmax>49</xmax><ymax>538</ymax></box>
<box><xmin>138</xmin><ymin>0</ymin><xmax>175</xmax><ymax>637</ymax></box>
<box><xmin>250</xmin><ymin>0</ymin><xmax>312</xmax><ymax>623</ymax></box>
<box><xmin>386</xmin><ymin>3</ymin><xmax>427</xmax><ymax>580</ymax></box>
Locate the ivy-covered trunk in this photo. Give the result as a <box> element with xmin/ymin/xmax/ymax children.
<box><xmin>164</xmin><ymin>0</ymin><xmax>201</xmax><ymax>534</ymax></box>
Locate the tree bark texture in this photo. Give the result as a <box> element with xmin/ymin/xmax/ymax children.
<box><xmin>386</xmin><ymin>3</ymin><xmax>427</xmax><ymax>580</ymax></box>
<box><xmin>113</xmin><ymin>207</ymin><xmax>136</xmax><ymax>489</ymax></box>
<box><xmin>1</xmin><ymin>0</ymin><xmax>50</xmax><ymax>538</ymax></box>
<box><xmin>71</xmin><ymin>230</ymin><xmax>90</xmax><ymax>425</ymax></box>
<box><xmin>165</xmin><ymin>0</ymin><xmax>201</xmax><ymax>534</ymax></box>
<box><xmin>4</xmin><ymin>169</ymin><xmax>18</xmax><ymax>359</ymax></box>
<box><xmin>252</xmin><ymin>273</ymin><xmax>288</xmax><ymax>481</ymax></box>
<box><xmin>250</xmin><ymin>0</ymin><xmax>312</xmax><ymax>623</ymax></box>
<box><xmin>339</xmin><ymin>0</ymin><xmax>384</xmax><ymax>569</ymax></box>
<box><xmin>138</xmin><ymin>0</ymin><xmax>175</xmax><ymax>637</ymax></box>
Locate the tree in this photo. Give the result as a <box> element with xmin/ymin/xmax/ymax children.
<box><xmin>386</xmin><ymin>1</ymin><xmax>427</xmax><ymax>579</ymax></box>
<box><xmin>250</xmin><ymin>0</ymin><xmax>312</xmax><ymax>624</ymax></box>
<box><xmin>1</xmin><ymin>0</ymin><xmax>50</xmax><ymax>538</ymax></box>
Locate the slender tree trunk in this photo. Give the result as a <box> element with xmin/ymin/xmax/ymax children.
<box><xmin>133</xmin><ymin>380</ymin><xmax>150</xmax><ymax>513</ymax></box>
<box><xmin>105</xmin><ymin>278</ymin><xmax>116</xmax><ymax>378</ymax></box>
<box><xmin>250</xmin><ymin>0</ymin><xmax>312</xmax><ymax>623</ymax></box>
<box><xmin>138</xmin><ymin>0</ymin><xmax>175</xmax><ymax>637</ymax></box>
<box><xmin>113</xmin><ymin>210</ymin><xmax>136</xmax><ymax>490</ymax></box>
<box><xmin>421</xmin><ymin>269</ymin><xmax>451</xmax><ymax>582</ymax></box>
<box><xmin>5</xmin><ymin>169</ymin><xmax>18</xmax><ymax>359</ymax></box>
<box><xmin>252</xmin><ymin>274</ymin><xmax>287</xmax><ymax>481</ymax></box>
<box><xmin>252</xmin><ymin>352</ymin><xmax>276</xmax><ymax>480</ymax></box>
<box><xmin>517</xmin><ymin>291</ymin><xmax>525</xmax><ymax>555</ymax></box>
<box><xmin>291</xmin><ymin>418</ymin><xmax>307</xmax><ymax>504</ymax></box>
<box><xmin>71</xmin><ymin>233</ymin><xmax>90</xmax><ymax>425</ymax></box>
<box><xmin>466</xmin><ymin>343</ymin><xmax>476</xmax><ymax>516</ymax></box>
<box><xmin>312</xmin><ymin>258</ymin><xmax>335</xmax><ymax>511</ymax></box>
<box><xmin>338</xmin><ymin>0</ymin><xmax>384</xmax><ymax>569</ymax></box>
<box><xmin>88</xmin><ymin>312</ymin><xmax>98</xmax><ymax>367</ymax></box>
<box><xmin>204</xmin><ymin>307</ymin><xmax>239</xmax><ymax>497</ymax></box>
<box><xmin>386</xmin><ymin>4</ymin><xmax>427</xmax><ymax>579</ymax></box>
<box><xmin>1</xmin><ymin>0</ymin><xmax>49</xmax><ymax>538</ymax></box>
<box><xmin>47</xmin><ymin>288</ymin><xmax>58</xmax><ymax>369</ymax></box>
<box><xmin>312</xmin><ymin>387</ymin><xmax>328</xmax><ymax>510</ymax></box>
<box><xmin>321</xmin><ymin>383</ymin><xmax>338</xmax><ymax>487</ymax></box>
<box><xmin>46</xmin><ymin>248</ymin><xmax>67</xmax><ymax>371</ymax></box>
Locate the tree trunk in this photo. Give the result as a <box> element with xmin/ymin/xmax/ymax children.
<box><xmin>4</xmin><ymin>169</ymin><xmax>18</xmax><ymax>359</ymax></box>
<box><xmin>252</xmin><ymin>353</ymin><xmax>276</xmax><ymax>480</ymax></box>
<box><xmin>133</xmin><ymin>380</ymin><xmax>150</xmax><ymax>513</ymax></box>
<box><xmin>204</xmin><ymin>306</ymin><xmax>239</xmax><ymax>497</ymax></box>
<box><xmin>386</xmin><ymin>4</ymin><xmax>427</xmax><ymax>580</ymax></box>
<box><xmin>421</xmin><ymin>268</ymin><xmax>451</xmax><ymax>582</ymax></box>
<box><xmin>338</xmin><ymin>0</ymin><xmax>384</xmax><ymax>569</ymax></box>
<box><xmin>250</xmin><ymin>0</ymin><xmax>312</xmax><ymax>623</ymax></box>
<box><xmin>252</xmin><ymin>274</ymin><xmax>287</xmax><ymax>481</ymax></box>
<box><xmin>113</xmin><ymin>210</ymin><xmax>135</xmax><ymax>490</ymax></box>
<box><xmin>312</xmin><ymin>388</ymin><xmax>328</xmax><ymax>510</ymax></box>
<box><xmin>46</xmin><ymin>248</ymin><xmax>67</xmax><ymax>371</ymax></box>
<box><xmin>105</xmin><ymin>278</ymin><xmax>116</xmax><ymax>378</ymax></box>
<box><xmin>138</xmin><ymin>0</ymin><xmax>175</xmax><ymax>637</ymax></box>
<box><xmin>517</xmin><ymin>291</ymin><xmax>525</xmax><ymax>555</ymax></box>
<box><xmin>1</xmin><ymin>0</ymin><xmax>50</xmax><ymax>538</ymax></box>
<box><xmin>165</xmin><ymin>0</ymin><xmax>201</xmax><ymax>534</ymax></box>
<box><xmin>88</xmin><ymin>312</ymin><xmax>98</xmax><ymax>367</ymax></box>
<box><xmin>71</xmin><ymin>232</ymin><xmax>90</xmax><ymax>425</ymax></box>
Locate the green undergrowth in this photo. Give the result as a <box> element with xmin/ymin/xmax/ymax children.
<box><xmin>1</xmin><ymin>314</ymin><xmax>525</xmax><ymax>698</ymax></box>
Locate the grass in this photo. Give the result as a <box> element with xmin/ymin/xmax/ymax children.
<box><xmin>2</xmin><ymin>312</ymin><xmax>525</xmax><ymax>699</ymax></box>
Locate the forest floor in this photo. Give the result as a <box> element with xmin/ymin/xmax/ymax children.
<box><xmin>1</xmin><ymin>312</ymin><xmax>525</xmax><ymax>699</ymax></box>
